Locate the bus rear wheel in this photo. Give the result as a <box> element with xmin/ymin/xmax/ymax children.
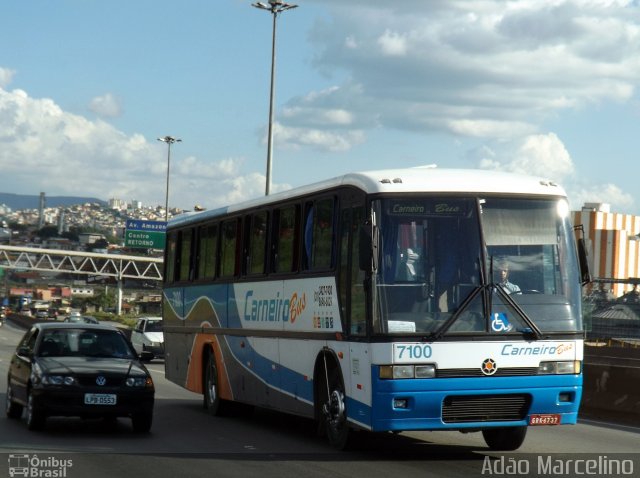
<box><xmin>482</xmin><ymin>426</ymin><xmax>527</xmax><ymax>451</ymax></box>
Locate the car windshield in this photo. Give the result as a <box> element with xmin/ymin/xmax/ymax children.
<box><xmin>372</xmin><ymin>196</ymin><xmax>582</xmax><ymax>336</ymax></box>
<box><xmin>145</xmin><ymin>320</ymin><xmax>163</xmax><ymax>332</ymax></box>
<box><xmin>37</xmin><ymin>329</ymin><xmax>134</xmax><ymax>359</ymax></box>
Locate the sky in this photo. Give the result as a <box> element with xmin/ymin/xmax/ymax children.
<box><xmin>1</xmin><ymin>0</ymin><xmax>640</xmax><ymax>215</ymax></box>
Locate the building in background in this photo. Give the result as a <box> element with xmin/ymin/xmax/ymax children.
<box><xmin>573</xmin><ymin>203</ymin><xmax>640</xmax><ymax>298</ymax></box>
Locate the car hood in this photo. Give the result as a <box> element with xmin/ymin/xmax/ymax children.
<box><xmin>37</xmin><ymin>357</ymin><xmax>148</xmax><ymax>376</ymax></box>
<box><xmin>143</xmin><ymin>332</ymin><xmax>164</xmax><ymax>343</ymax></box>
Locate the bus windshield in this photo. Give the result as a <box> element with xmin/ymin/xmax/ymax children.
<box><xmin>372</xmin><ymin>196</ymin><xmax>582</xmax><ymax>336</ymax></box>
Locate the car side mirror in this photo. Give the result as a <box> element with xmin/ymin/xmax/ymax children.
<box><xmin>17</xmin><ymin>346</ymin><xmax>32</xmax><ymax>358</ymax></box>
<box><xmin>140</xmin><ymin>351</ymin><xmax>154</xmax><ymax>361</ymax></box>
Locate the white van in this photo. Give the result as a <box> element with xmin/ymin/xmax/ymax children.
<box><xmin>130</xmin><ymin>317</ymin><xmax>164</xmax><ymax>360</ymax></box>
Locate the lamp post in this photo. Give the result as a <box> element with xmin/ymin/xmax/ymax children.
<box><xmin>252</xmin><ymin>0</ymin><xmax>298</xmax><ymax>196</ymax></box>
<box><xmin>157</xmin><ymin>136</ymin><xmax>181</xmax><ymax>222</ymax></box>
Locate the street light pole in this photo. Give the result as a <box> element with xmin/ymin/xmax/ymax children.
<box><xmin>252</xmin><ymin>0</ymin><xmax>298</xmax><ymax>196</ymax></box>
<box><xmin>157</xmin><ymin>136</ymin><xmax>182</xmax><ymax>222</ymax></box>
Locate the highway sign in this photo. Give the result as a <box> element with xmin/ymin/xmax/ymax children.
<box><xmin>125</xmin><ymin>220</ymin><xmax>166</xmax><ymax>249</ymax></box>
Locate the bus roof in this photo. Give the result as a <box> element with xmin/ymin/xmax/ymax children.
<box><xmin>169</xmin><ymin>167</ymin><xmax>566</xmax><ymax>229</ymax></box>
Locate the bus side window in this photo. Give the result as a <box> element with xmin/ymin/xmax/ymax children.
<box><xmin>220</xmin><ymin>219</ymin><xmax>239</xmax><ymax>278</ymax></box>
<box><xmin>247</xmin><ymin>211</ymin><xmax>268</xmax><ymax>275</ymax></box>
<box><xmin>303</xmin><ymin>197</ymin><xmax>335</xmax><ymax>271</ymax></box>
<box><xmin>165</xmin><ymin>231</ymin><xmax>178</xmax><ymax>284</ymax></box>
<box><xmin>273</xmin><ymin>205</ymin><xmax>298</xmax><ymax>273</ymax></box>
<box><xmin>178</xmin><ymin>229</ymin><xmax>193</xmax><ymax>282</ymax></box>
<box><xmin>196</xmin><ymin>224</ymin><xmax>217</xmax><ymax>280</ymax></box>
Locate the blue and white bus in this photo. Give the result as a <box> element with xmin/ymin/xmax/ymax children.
<box><xmin>162</xmin><ymin>168</ymin><xmax>590</xmax><ymax>450</ymax></box>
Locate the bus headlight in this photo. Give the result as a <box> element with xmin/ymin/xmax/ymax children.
<box><xmin>538</xmin><ymin>361</ymin><xmax>581</xmax><ymax>374</ymax></box>
<box><xmin>379</xmin><ymin>364</ymin><xmax>436</xmax><ymax>379</ymax></box>
<box><xmin>415</xmin><ymin>365</ymin><xmax>436</xmax><ymax>378</ymax></box>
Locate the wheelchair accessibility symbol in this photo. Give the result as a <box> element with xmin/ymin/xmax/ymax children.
<box><xmin>491</xmin><ymin>313</ymin><xmax>513</xmax><ymax>332</ymax></box>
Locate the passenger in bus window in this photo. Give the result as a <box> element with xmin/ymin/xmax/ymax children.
<box><xmin>498</xmin><ymin>261</ymin><xmax>521</xmax><ymax>295</ymax></box>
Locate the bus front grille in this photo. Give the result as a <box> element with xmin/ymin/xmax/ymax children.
<box><xmin>436</xmin><ymin>367</ymin><xmax>538</xmax><ymax>378</ymax></box>
<box><xmin>441</xmin><ymin>394</ymin><xmax>531</xmax><ymax>423</ymax></box>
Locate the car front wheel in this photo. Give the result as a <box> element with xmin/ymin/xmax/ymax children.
<box><xmin>26</xmin><ymin>391</ymin><xmax>46</xmax><ymax>431</ymax></box>
<box><xmin>5</xmin><ymin>381</ymin><xmax>23</xmax><ymax>419</ymax></box>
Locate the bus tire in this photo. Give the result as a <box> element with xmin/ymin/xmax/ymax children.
<box><xmin>317</xmin><ymin>361</ymin><xmax>350</xmax><ymax>449</ymax></box>
<box><xmin>482</xmin><ymin>426</ymin><xmax>527</xmax><ymax>451</ymax></box>
<box><xmin>203</xmin><ymin>350</ymin><xmax>227</xmax><ymax>416</ymax></box>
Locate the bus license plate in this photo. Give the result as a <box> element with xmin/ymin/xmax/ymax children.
<box><xmin>84</xmin><ymin>393</ymin><xmax>117</xmax><ymax>405</ymax></box>
<box><xmin>529</xmin><ymin>414</ymin><xmax>560</xmax><ymax>426</ymax></box>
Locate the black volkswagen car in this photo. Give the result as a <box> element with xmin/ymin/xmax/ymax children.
<box><xmin>5</xmin><ymin>323</ymin><xmax>155</xmax><ymax>432</ymax></box>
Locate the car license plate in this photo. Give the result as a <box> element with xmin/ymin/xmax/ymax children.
<box><xmin>529</xmin><ymin>413</ymin><xmax>561</xmax><ymax>425</ymax></box>
<box><xmin>84</xmin><ymin>393</ymin><xmax>117</xmax><ymax>405</ymax></box>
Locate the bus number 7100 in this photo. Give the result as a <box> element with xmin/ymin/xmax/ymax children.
<box><xmin>395</xmin><ymin>344</ymin><xmax>433</xmax><ymax>360</ymax></box>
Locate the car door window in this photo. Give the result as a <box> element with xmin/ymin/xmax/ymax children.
<box><xmin>20</xmin><ymin>329</ymin><xmax>39</xmax><ymax>355</ymax></box>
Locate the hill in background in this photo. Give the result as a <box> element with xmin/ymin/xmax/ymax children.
<box><xmin>0</xmin><ymin>192</ymin><xmax>106</xmax><ymax>210</ymax></box>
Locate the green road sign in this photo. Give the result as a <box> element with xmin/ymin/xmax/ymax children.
<box><xmin>124</xmin><ymin>220</ymin><xmax>166</xmax><ymax>249</ymax></box>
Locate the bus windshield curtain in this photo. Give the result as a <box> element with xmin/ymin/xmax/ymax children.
<box><xmin>482</xmin><ymin>203</ymin><xmax>557</xmax><ymax>246</ymax></box>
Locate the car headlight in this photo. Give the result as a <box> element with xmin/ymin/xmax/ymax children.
<box><xmin>41</xmin><ymin>375</ymin><xmax>76</xmax><ymax>386</ymax></box>
<box><xmin>379</xmin><ymin>364</ymin><xmax>436</xmax><ymax>379</ymax></box>
<box><xmin>538</xmin><ymin>361</ymin><xmax>581</xmax><ymax>374</ymax></box>
<box><xmin>126</xmin><ymin>376</ymin><xmax>154</xmax><ymax>388</ymax></box>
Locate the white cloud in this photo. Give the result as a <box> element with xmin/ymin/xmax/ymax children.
<box><xmin>568</xmin><ymin>182</ymin><xmax>635</xmax><ymax>213</ymax></box>
<box><xmin>0</xmin><ymin>68</ymin><xmax>15</xmax><ymax>88</ymax></box>
<box><xmin>89</xmin><ymin>93</ymin><xmax>122</xmax><ymax>118</ymax></box>
<box><xmin>473</xmin><ymin>132</ymin><xmax>635</xmax><ymax>213</ymax></box>
<box><xmin>446</xmin><ymin>119</ymin><xmax>536</xmax><ymax>138</ymax></box>
<box><xmin>377</xmin><ymin>29</ymin><xmax>408</xmax><ymax>56</ymax></box>
<box><xmin>275</xmin><ymin>123</ymin><xmax>366</xmax><ymax>152</ymax></box>
<box><xmin>0</xmin><ymin>86</ymin><xmax>265</xmax><ymax>210</ymax></box>
<box><xmin>298</xmin><ymin>0</ymin><xmax>640</xmax><ymax>143</ymax></box>
<box><xmin>511</xmin><ymin>133</ymin><xmax>575</xmax><ymax>179</ymax></box>
<box><xmin>477</xmin><ymin>133</ymin><xmax>574</xmax><ymax>180</ymax></box>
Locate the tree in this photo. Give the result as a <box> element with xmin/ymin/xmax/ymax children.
<box><xmin>36</xmin><ymin>226</ymin><xmax>59</xmax><ymax>239</ymax></box>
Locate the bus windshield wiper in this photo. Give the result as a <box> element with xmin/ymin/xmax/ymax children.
<box><xmin>429</xmin><ymin>282</ymin><xmax>544</xmax><ymax>341</ymax></box>
<box><xmin>429</xmin><ymin>285</ymin><xmax>483</xmax><ymax>341</ymax></box>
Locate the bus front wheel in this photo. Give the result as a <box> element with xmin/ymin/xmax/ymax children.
<box><xmin>318</xmin><ymin>365</ymin><xmax>350</xmax><ymax>449</ymax></box>
<box><xmin>482</xmin><ymin>426</ymin><xmax>527</xmax><ymax>451</ymax></box>
<box><xmin>203</xmin><ymin>351</ymin><xmax>226</xmax><ymax>416</ymax></box>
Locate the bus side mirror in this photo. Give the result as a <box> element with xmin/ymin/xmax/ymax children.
<box><xmin>573</xmin><ymin>225</ymin><xmax>591</xmax><ymax>286</ymax></box>
<box><xmin>577</xmin><ymin>237</ymin><xmax>591</xmax><ymax>286</ymax></box>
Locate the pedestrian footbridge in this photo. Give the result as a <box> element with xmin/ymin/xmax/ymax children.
<box><xmin>0</xmin><ymin>244</ymin><xmax>163</xmax><ymax>314</ymax></box>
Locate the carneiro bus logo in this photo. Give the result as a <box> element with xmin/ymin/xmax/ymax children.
<box><xmin>243</xmin><ymin>290</ymin><xmax>307</xmax><ymax>323</ymax></box>
<box><xmin>501</xmin><ymin>343</ymin><xmax>574</xmax><ymax>356</ymax></box>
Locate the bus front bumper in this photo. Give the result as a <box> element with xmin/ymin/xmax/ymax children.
<box><xmin>367</xmin><ymin>374</ymin><xmax>582</xmax><ymax>432</ymax></box>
